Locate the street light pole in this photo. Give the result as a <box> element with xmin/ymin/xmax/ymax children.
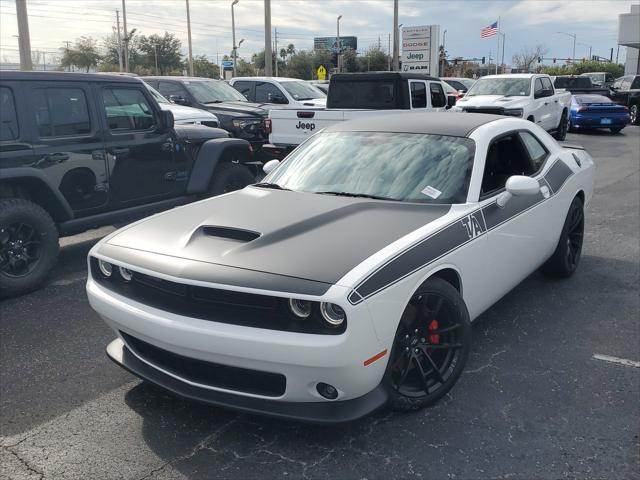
<box><xmin>336</xmin><ymin>15</ymin><xmax>342</xmax><ymax>73</ymax></box>
<box><xmin>231</xmin><ymin>0</ymin><xmax>239</xmax><ymax>77</ymax></box>
<box><xmin>15</xmin><ymin>0</ymin><xmax>33</xmax><ymax>70</ymax></box>
<box><xmin>154</xmin><ymin>44</ymin><xmax>158</xmax><ymax>74</ymax></box>
<box><xmin>440</xmin><ymin>29</ymin><xmax>447</xmax><ymax>76</ymax></box>
<box><xmin>265</xmin><ymin>0</ymin><xmax>273</xmax><ymax>76</ymax></box>
<box><xmin>186</xmin><ymin>0</ymin><xmax>194</xmax><ymax>76</ymax></box>
<box><xmin>557</xmin><ymin>32</ymin><xmax>576</xmax><ymax>63</ymax></box>
<box><xmin>122</xmin><ymin>0</ymin><xmax>129</xmax><ymax>72</ymax></box>
<box><xmin>392</xmin><ymin>0</ymin><xmax>399</xmax><ymax>71</ymax></box>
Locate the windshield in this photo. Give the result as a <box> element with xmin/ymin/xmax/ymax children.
<box><xmin>281</xmin><ymin>81</ymin><xmax>326</xmax><ymax>100</ymax></box>
<box><xmin>265</xmin><ymin>132</ymin><xmax>475</xmax><ymax>204</ymax></box>
<box><xmin>581</xmin><ymin>73</ymin><xmax>605</xmax><ymax>85</ymax></box>
<box><xmin>466</xmin><ymin>78</ymin><xmax>531</xmax><ymax>97</ymax></box>
<box><xmin>185</xmin><ymin>80</ymin><xmax>247</xmax><ymax>103</ymax></box>
<box><xmin>554</xmin><ymin>77</ymin><xmax>591</xmax><ymax>88</ymax></box>
<box><xmin>458</xmin><ymin>78</ymin><xmax>475</xmax><ymax>89</ymax></box>
<box><xmin>143</xmin><ymin>83</ymin><xmax>170</xmax><ymax>104</ymax></box>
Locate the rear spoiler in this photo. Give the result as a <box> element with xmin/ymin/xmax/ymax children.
<box><xmin>561</xmin><ymin>143</ymin><xmax>585</xmax><ymax>150</ymax></box>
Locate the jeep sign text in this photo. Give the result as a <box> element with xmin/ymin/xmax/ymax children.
<box><xmin>296</xmin><ymin>121</ymin><xmax>316</xmax><ymax>131</ymax></box>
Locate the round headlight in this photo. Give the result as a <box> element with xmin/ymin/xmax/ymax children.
<box><xmin>288</xmin><ymin>298</ymin><xmax>312</xmax><ymax>318</ymax></box>
<box><xmin>98</xmin><ymin>260</ymin><xmax>113</xmax><ymax>278</ymax></box>
<box><xmin>320</xmin><ymin>302</ymin><xmax>346</xmax><ymax>327</ymax></box>
<box><xmin>119</xmin><ymin>266</ymin><xmax>133</xmax><ymax>281</ymax></box>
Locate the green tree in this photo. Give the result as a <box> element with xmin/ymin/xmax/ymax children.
<box><xmin>541</xmin><ymin>60</ymin><xmax>623</xmax><ymax>78</ymax></box>
<box><xmin>60</xmin><ymin>36</ymin><xmax>101</xmax><ymax>72</ymax></box>
<box><xmin>341</xmin><ymin>49</ymin><xmax>358</xmax><ymax>72</ymax></box>
<box><xmin>236</xmin><ymin>58</ymin><xmax>257</xmax><ymax>76</ymax></box>
<box><xmin>138</xmin><ymin>32</ymin><xmax>182</xmax><ymax>75</ymax></box>
<box><xmin>190</xmin><ymin>55</ymin><xmax>220</xmax><ymax>78</ymax></box>
<box><xmin>359</xmin><ymin>47</ymin><xmax>388</xmax><ymax>72</ymax></box>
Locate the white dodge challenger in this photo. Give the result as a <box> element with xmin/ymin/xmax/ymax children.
<box><xmin>87</xmin><ymin>112</ymin><xmax>594</xmax><ymax>423</ymax></box>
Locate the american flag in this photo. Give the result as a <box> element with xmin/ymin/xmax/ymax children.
<box><xmin>481</xmin><ymin>21</ymin><xmax>498</xmax><ymax>38</ymax></box>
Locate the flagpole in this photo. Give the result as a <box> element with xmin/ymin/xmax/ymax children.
<box><xmin>496</xmin><ymin>17</ymin><xmax>500</xmax><ymax>74</ymax></box>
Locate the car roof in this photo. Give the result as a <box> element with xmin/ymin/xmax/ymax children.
<box><xmin>232</xmin><ymin>76</ymin><xmax>303</xmax><ymax>82</ymax></box>
<box><xmin>323</xmin><ymin>112</ymin><xmax>504</xmax><ymax>137</ymax></box>
<box><xmin>0</xmin><ymin>71</ymin><xmax>142</xmax><ymax>83</ymax></box>
<box><xmin>331</xmin><ymin>72</ymin><xmax>440</xmax><ymax>82</ymax></box>
<box><xmin>482</xmin><ymin>73</ymin><xmax>537</xmax><ymax>79</ymax></box>
<box><xmin>144</xmin><ymin>76</ymin><xmax>221</xmax><ymax>82</ymax></box>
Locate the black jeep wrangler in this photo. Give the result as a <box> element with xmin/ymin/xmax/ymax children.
<box><xmin>0</xmin><ymin>71</ymin><xmax>256</xmax><ymax>298</ymax></box>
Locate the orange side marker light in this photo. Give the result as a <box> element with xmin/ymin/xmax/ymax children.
<box><xmin>363</xmin><ymin>349</ymin><xmax>388</xmax><ymax>367</ymax></box>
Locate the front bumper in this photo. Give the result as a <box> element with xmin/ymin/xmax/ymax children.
<box><xmin>107</xmin><ymin>338</ymin><xmax>388</xmax><ymax>423</ymax></box>
<box><xmin>87</xmin><ymin>267</ymin><xmax>392</xmax><ymax>422</ymax></box>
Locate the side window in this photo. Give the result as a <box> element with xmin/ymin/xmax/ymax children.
<box><xmin>620</xmin><ymin>77</ymin><xmax>632</xmax><ymax>91</ymax></box>
<box><xmin>541</xmin><ymin>77</ymin><xmax>553</xmax><ymax>91</ymax></box>
<box><xmin>429</xmin><ymin>83</ymin><xmax>446</xmax><ymax>108</ymax></box>
<box><xmin>255</xmin><ymin>82</ymin><xmax>285</xmax><ymax>103</ymax></box>
<box><xmin>481</xmin><ymin>133</ymin><xmax>536</xmax><ymax>196</ymax></box>
<box><xmin>0</xmin><ymin>86</ymin><xmax>19</xmax><ymax>141</ymax></box>
<box><xmin>631</xmin><ymin>76</ymin><xmax>640</xmax><ymax>90</ymax></box>
<box><xmin>233</xmin><ymin>81</ymin><xmax>254</xmax><ymax>101</ymax></box>
<box><xmin>409</xmin><ymin>81</ymin><xmax>427</xmax><ymax>108</ymax></box>
<box><xmin>158</xmin><ymin>81</ymin><xmax>186</xmax><ymax>99</ymax></box>
<box><xmin>33</xmin><ymin>87</ymin><xmax>91</xmax><ymax>138</ymax></box>
<box><xmin>519</xmin><ymin>131</ymin><xmax>548</xmax><ymax>171</ymax></box>
<box><xmin>102</xmin><ymin>88</ymin><xmax>155</xmax><ymax>131</ymax></box>
<box><xmin>534</xmin><ymin>78</ymin><xmax>544</xmax><ymax>96</ymax></box>
<box><xmin>605</xmin><ymin>73</ymin><xmax>614</xmax><ymax>83</ymax></box>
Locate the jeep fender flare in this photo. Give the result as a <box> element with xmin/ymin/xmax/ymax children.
<box><xmin>0</xmin><ymin>168</ymin><xmax>73</xmax><ymax>222</ymax></box>
<box><xmin>186</xmin><ymin>138</ymin><xmax>253</xmax><ymax>194</ymax></box>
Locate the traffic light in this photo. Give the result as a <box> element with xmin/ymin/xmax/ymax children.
<box><xmin>537</xmin><ymin>57</ymin><xmax>542</xmax><ymax>63</ymax></box>
<box><xmin>453</xmin><ymin>59</ymin><xmax>458</xmax><ymax>66</ymax></box>
<box><xmin>553</xmin><ymin>58</ymin><xmax>556</xmax><ymax>64</ymax></box>
<box><xmin>481</xmin><ymin>56</ymin><xmax>485</xmax><ymax>64</ymax></box>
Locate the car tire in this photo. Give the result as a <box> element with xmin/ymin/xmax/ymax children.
<box><xmin>541</xmin><ymin>196</ymin><xmax>584</xmax><ymax>278</ymax></box>
<box><xmin>0</xmin><ymin>198</ymin><xmax>59</xmax><ymax>298</ymax></box>
<box><xmin>610</xmin><ymin>127</ymin><xmax>623</xmax><ymax>134</ymax></box>
<box><xmin>208</xmin><ymin>163</ymin><xmax>255</xmax><ymax>196</ymax></box>
<box><xmin>553</xmin><ymin>111</ymin><xmax>568</xmax><ymax>141</ymax></box>
<box><xmin>385</xmin><ymin>277</ymin><xmax>472</xmax><ymax>412</ymax></box>
<box><xmin>629</xmin><ymin>104</ymin><xmax>639</xmax><ymax>125</ymax></box>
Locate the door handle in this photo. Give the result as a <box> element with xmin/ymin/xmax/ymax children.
<box><xmin>44</xmin><ymin>153</ymin><xmax>69</xmax><ymax>163</ymax></box>
<box><xmin>110</xmin><ymin>148</ymin><xmax>130</xmax><ymax>156</ymax></box>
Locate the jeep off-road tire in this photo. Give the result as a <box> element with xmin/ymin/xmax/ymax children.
<box><xmin>541</xmin><ymin>196</ymin><xmax>584</xmax><ymax>278</ymax></box>
<box><xmin>553</xmin><ymin>111</ymin><xmax>569</xmax><ymax>141</ymax></box>
<box><xmin>209</xmin><ymin>163</ymin><xmax>255</xmax><ymax>196</ymax></box>
<box><xmin>0</xmin><ymin>198</ymin><xmax>59</xmax><ymax>298</ymax></box>
<box><xmin>385</xmin><ymin>277</ymin><xmax>472</xmax><ymax>412</ymax></box>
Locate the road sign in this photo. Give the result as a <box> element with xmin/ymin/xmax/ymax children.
<box><xmin>317</xmin><ymin>65</ymin><xmax>327</xmax><ymax>80</ymax></box>
<box><xmin>222</xmin><ymin>60</ymin><xmax>234</xmax><ymax>69</ymax></box>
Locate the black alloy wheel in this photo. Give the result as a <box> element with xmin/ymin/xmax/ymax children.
<box><xmin>386</xmin><ymin>278</ymin><xmax>471</xmax><ymax>411</ymax></box>
<box><xmin>541</xmin><ymin>196</ymin><xmax>584</xmax><ymax>277</ymax></box>
<box><xmin>0</xmin><ymin>222</ymin><xmax>43</xmax><ymax>277</ymax></box>
<box><xmin>630</xmin><ymin>104</ymin><xmax>638</xmax><ymax>125</ymax></box>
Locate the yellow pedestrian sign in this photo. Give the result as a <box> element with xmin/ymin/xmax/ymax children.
<box><xmin>317</xmin><ymin>65</ymin><xmax>327</xmax><ymax>80</ymax></box>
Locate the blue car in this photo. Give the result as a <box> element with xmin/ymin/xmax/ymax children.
<box><xmin>569</xmin><ymin>94</ymin><xmax>630</xmax><ymax>133</ymax></box>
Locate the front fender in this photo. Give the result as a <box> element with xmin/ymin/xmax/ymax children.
<box><xmin>186</xmin><ymin>138</ymin><xmax>252</xmax><ymax>194</ymax></box>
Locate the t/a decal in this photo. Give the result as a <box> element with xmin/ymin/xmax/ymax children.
<box><xmin>461</xmin><ymin>213</ymin><xmax>485</xmax><ymax>239</ymax></box>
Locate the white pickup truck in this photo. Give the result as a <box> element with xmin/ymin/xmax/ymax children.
<box><xmin>455</xmin><ymin>74</ymin><xmax>571</xmax><ymax>140</ymax></box>
<box><xmin>265</xmin><ymin>72</ymin><xmax>455</xmax><ymax>155</ymax></box>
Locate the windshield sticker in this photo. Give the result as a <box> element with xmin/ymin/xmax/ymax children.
<box><xmin>421</xmin><ymin>186</ymin><xmax>442</xmax><ymax>199</ymax></box>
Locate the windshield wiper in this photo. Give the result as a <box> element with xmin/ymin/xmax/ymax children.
<box><xmin>253</xmin><ymin>182</ymin><xmax>291</xmax><ymax>191</ymax></box>
<box><xmin>316</xmin><ymin>191</ymin><xmax>397</xmax><ymax>201</ymax></box>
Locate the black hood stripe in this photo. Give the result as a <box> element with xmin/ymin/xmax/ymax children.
<box><xmin>348</xmin><ymin>160</ymin><xmax>574</xmax><ymax>304</ymax></box>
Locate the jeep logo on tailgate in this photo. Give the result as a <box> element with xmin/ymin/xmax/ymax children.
<box><xmin>296</xmin><ymin>121</ymin><xmax>316</xmax><ymax>132</ymax></box>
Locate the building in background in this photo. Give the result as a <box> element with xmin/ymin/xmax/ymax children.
<box><xmin>618</xmin><ymin>4</ymin><xmax>639</xmax><ymax>74</ymax></box>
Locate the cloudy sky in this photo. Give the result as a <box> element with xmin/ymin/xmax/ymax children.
<box><xmin>0</xmin><ymin>0</ymin><xmax>637</xmax><ymax>66</ymax></box>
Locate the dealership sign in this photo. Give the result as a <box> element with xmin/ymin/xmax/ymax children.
<box><xmin>401</xmin><ymin>25</ymin><xmax>440</xmax><ymax>76</ymax></box>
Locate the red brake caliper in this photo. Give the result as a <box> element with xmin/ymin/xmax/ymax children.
<box><xmin>428</xmin><ymin>319</ymin><xmax>440</xmax><ymax>345</ymax></box>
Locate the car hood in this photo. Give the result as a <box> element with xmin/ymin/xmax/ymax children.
<box><xmin>160</xmin><ymin>103</ymin><xmax>217</xmax><ymax>122</ymax></box>
<box><xmin>202</xmin><ymin>101</ymin><xmax>268</xmax><ymax>117</ymax></box>
<box><xmin>105</xmin><ymin>187</ymin><xmax>450</xmax><ymax>286</ymax></box>
<box><xmin>457</xmin><ymin>95</ymin><xmax>529</xmax><ymax>108</ymax></box>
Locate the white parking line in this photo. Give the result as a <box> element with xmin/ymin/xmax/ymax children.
<box><xmin>593</xmin><ymin>354</ymin><xmax>640</xmax><ymax>368</ymax></box>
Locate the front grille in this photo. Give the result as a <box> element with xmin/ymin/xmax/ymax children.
<box><xmin>91</xmin><ymin>259</ymin><xmax>345</xmax><ymax>335</ymax></box>
<box><xmin>463</xmin><ymin>107</ymin><xmax>504</xmax><ymax>115</ymax></box>
<box><xmin>121</xmin><ymin>332</ymin><xmax>286</xmax><ymax>397</ymax></box>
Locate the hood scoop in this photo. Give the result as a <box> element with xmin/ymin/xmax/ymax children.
<box><xmin>202</xmin><ymin>226</ymin><xmax>261</xmax><ymax>242</ymax></box>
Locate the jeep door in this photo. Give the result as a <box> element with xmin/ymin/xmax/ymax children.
<box><xmin>0</xmin><ymin>82</ymin><xmax>36</xmax><ymax>178</ymax></box>
<box><xmin>26</xmin><ymin>80</ymin><xmax>109</xmax><ymax>215</ymax></box>
<box><xmin>99</xmin><ymin>83</ymin><xmax>178</xmax><ymax>207</ymax></box>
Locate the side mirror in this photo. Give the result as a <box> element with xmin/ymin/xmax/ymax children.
<box><xmin>497</xmin><ymin>175</ymin><xmax>540</xmax><ymax>207</ymax></box>
<box><xmin>160</xmin><ymin>109</ymin><xmax>174</xmax><ymax>131</ymax></box>
<box><xmin>446</xmin><ymin>95</ymin><xmax>457</xmax><ymax>108</ymax></box>
<box><xmin>263</xmin><ymin>159</ymin><xmax>280</xmax><ymax>175</ymax></box>
<box><xmin>169</xmin><ymin>95</ymin><xmax>189</xmax><ymax>106</ymax></box>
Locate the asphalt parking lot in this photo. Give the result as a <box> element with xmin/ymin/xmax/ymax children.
<box><xmin>1</xmin><ymin>127</ymin><xmax>639</xmax><ymax>480</ymax></box>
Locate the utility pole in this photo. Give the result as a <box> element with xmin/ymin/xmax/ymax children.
<box><xmin>64</xmin><ymin>41</ymin><xmax>71</xmax><ymax>71</ymax></box>
<box><xmin>154</xmin><ymin>44</ymin><xmax>158</xmax><ymax>74</ymax></box>
<box><xmin>615</xmin><ymin>45</ymin><xmax>620</xmax><ymax>63</ymax></box>
<box><xmin>500</xmin><ymin>32</ymin><xmax>505</xmax><ymax>73</ymax></box>
<box><xmin>336</xmin><ymin>15</ymin><xmax>342</xmax><ymax>73</ymax></box>
<box><xmin>231</xmin><ymin>0</ymin><xmax>239</xmax><ymax>77</ymax></box>
<box><xmin>392</xmin><ymin>0</ymin><xmax>399</xmax><ymax>71</ymax></box>
<box><xmin>440</xmin><ymin>29</ymin><xmax>447</xmax><ymax>77</ymax></box>
<box><xmin>388</xmin><ymin>33</ymin><xmax>391</xmax><ymax>70</ymax></box>
<box><xmin>15</xmin><ymin>0</ymin><xmax>33</xmax><ymax>70</ymax></box>
<box><xmin>186</xmin><ymin>0</ymin><xmax>194</xmax><ymax>75</ymax></box>
<box><xmin>264</xmin><ymin>0</ymin><xmax>273</xmax><ymax>76</ymax></box>
<box><xmin>116</xmin><ymin>9</ymin><xmax>123</xmax><ymax>72</ymax></box>
<box><xmin>274</xmin><ymin>28</ymin><xmax>278</xmax><ymax>76</ymax></box>
<box><xmin>122</xmin><ymin>0</ymin><xmax>129</xmax><ymax>72</ymax></box>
